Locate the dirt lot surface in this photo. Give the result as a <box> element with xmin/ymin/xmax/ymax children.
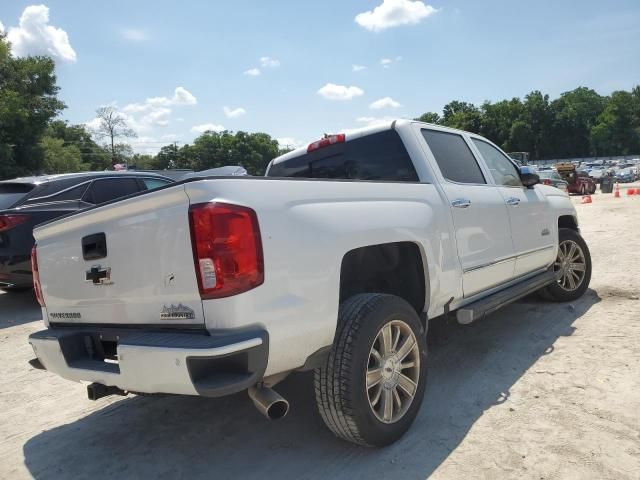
<box><xmin>1</xmin><ymin>188</ymin><xmax>639</xmax><ymax>479</ymax></box>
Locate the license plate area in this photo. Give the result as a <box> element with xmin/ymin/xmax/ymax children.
<box><xmin>59</xmin><ymin>333</ymin><xmax>120</xmax><ymax>374</ymax></box>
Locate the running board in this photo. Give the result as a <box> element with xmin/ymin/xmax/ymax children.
<box><xmin>456</xmin><ymin>270</ymin><xmax>557</xmax><ymax>325</ymax></box>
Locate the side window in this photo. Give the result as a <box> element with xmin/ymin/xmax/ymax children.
<box><xmin>83</xmin><ymin>178</ymin><xmax>141</xmax><ymax>204</ymax></box>
<box><xmin>421</xmin><ymin>129</ymin><xmax>486</xmax><ymax>184</ymax></box>
<box><xmin>46</xmin><ymin>183</ymin><xmax>91</xmax><ymax>202</ymax></box>
<box><xmin>472</xmin><ymin>139</ymin><xmax>523</xmax><ymax>187</ymax></box>
<box><xmin>140</xmin><ymin>178</ymin><xmax>172</xmax><ymax>190</ymax></box>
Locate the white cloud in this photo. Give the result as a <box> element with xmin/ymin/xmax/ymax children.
<box><xmin>355</xmin><ymin>0</ymin><xmax>438</xmax><ymax>32</ymax></box>
<box><xmin>380</xmin><ymin>58</ymin><xmax>393</xmax><ymax>68</ymax></box>
<box><xmin>276</xmin><ymin>137</ymin><xmax>306</xmax><ymax>150</ymax></box>
<box><xmin>191</xmin><ymin>123</ymin><xmax>226</xmax><ymax>134</ymax></box>
<box><xmin>244</xmin><ymin>68</ymin><xmax>261</xmax><ymax>76</ymax></box>
<box><xmin>122</xmin><ymin>86</ymin><xmax>197</xmax><ymax>114</ymax></box>
<box><xmin>141</xmin><ymin>107</ymin><xmax>171</xmax><ymax>127</ymax></box>
<box><xmin>352</xmin><ymin>64</ymin><xmax>367</xmax><ymax>72</ymax></box>
<box><xmin>0</xmin><ymin>21</ymin><xmax>4</xmax><ymax>33</ymax></box>
<box><xmin>223</xmin><ymin>106</ymin><xmax>246</xmax><ymax>118</ymax></box>
<box><xmin>370</xmin><ymin>97</ymin><xmax>402</xmax><ymax>109</ymax></box>
<box><xmin>260</xmin><ymin>56</ymin><xmax>280</xmax><ymax>68</ymax></box>
<box><xmin>121</xmin><ymin>28</ymin><xmax>148</xmax><ymax>41</ymax></box>
<box><xmin>6</xmin><ymin>5</ymin><xmax>76</xmax><ymax>63</ymax></box>
<box><xmin>317</xmin><ymin>83</ymin><xmax>364</xmax><ymax>101</ymax></box>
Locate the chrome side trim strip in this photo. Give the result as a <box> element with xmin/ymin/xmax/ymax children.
<box><xmin>462</xmin><ymin>245</ymin><xmax>554</xmax><ymax>274</ymax></box>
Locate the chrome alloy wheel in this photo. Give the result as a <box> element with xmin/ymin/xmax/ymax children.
<box><xmin>555</xmin><ymin>239</ymin><xmax>587</xmax><ymax>292</ymax></box>
<box><xmin>366</xmin><ymin>320</ymin><xmax>421</xmax><ymax>424</ymax></box>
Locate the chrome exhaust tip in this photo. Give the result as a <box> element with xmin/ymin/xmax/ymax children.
<box><xmin>248</xmin><ymin>386</ymin><xmax>289</xmax><ymax>420</ymax></box>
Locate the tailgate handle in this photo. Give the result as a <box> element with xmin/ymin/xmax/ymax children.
<box><xmin>82</xmin><ymin>233</ymin><xmax>107</xmax><ymax>260</ymax></box>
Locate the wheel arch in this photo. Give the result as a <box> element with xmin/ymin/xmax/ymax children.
<box><xmin>338</xmin><ymin>241</ymin><xmax>430</xmax><ymax>317</ymax></box>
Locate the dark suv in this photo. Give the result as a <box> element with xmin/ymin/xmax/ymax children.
<box><xmin>0</xmin><ymin>171</ymin><xmax>174</xmax><ymax>291</ymax></box>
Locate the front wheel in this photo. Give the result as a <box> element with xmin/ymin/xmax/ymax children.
<box><xmin>314</xmin><ymin>294</ymin><xmax>427</xmax><ymax>447</ymax></box>
<box><xmin>541</xmin><ymin>228</ymin><xmax>592</xmax><ymax>302</ymax></box>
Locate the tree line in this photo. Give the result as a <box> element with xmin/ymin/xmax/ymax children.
<box><xmin>416</xmin><ymin>86</ymin><xmax>640</xmax><ymax>160</ymax></box>
<box><xmin>2</xmin><ymin>33</ymin><xmax>639</xmax><ymax>181</ymax></box>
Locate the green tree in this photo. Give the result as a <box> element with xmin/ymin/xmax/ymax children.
<box><xmin>479</xmin><ymin>98</ymin><xmax>524</xmax><ymax>149</ymax></box>
<box><xmin>415</xmin><ymin>112</ymin><xmax>441</xmax><ymax>124</ymax></box>
<box><xmin>590</xmin><ymin>91</ymin><xmax>640</xmax><ymax>155</ymax></box>
<box><xmin>40</xmin><ymin>137</ymin><xmax>87</xmax><ymax>173</ymax></box>
<box><xmin>0</xmin><ymin>34</ymin><xmax>65</xmax><ymax>179</ymax></box>
<box><xmin>182</xmin><ymin>130</ymin><xmax>280</xmax><ymax>175</ymax></box>
<box><xmin>45</xmin><ymin>120</ymin><xmax>110</xmax><ymax>170</ymax></box>
<box><xmin>550</xmin><ymin>87</ymin><xmax>605</xmax><ymax>157</ymax></box>
<box><xmin>441</xmin><ymin>101</ymin><xmax>481</xmax><ymax>132</ymax></box>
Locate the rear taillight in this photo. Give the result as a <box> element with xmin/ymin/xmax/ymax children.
<box><xmin>542</xmin><ymin>179</ymin><xmax>552</xmax><ymax>185</ymax></box>
<box><xmin>0</xmin><ymin>214</ymin><xmax>29</xmax><ymax>232</ymax></box>
<box><xmin>188</xmin><ymin>202</ymin><xmax>264</xmax><ymax>299</ymax></box>
<box><xmin>307</xmin><ymin>133</ymin><xmax>345</xmax><ymax>153</ymax></box>
<box><xmin>31</xmin><ymin>245</ymin><xmax>45</xmax><ymax>307</ymax></box>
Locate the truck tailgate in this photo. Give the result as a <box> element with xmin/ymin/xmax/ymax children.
<box><xmin>33</xmin><ymin>185</ymin><xmax>204</xmax><ymax>327</ymax></box>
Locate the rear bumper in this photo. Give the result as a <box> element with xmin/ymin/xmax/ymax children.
<box><xmin>29</xmin><ymin>327</ymin><xmax>268</xmax><ymax>397</ymax></box>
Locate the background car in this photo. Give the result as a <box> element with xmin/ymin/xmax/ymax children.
<box><xmin>0</xmin><ymin>171</ymin><xmax>174</xmax><ymax>291</ymax></box>
<box><xmin>615</xmin><ymin>168</ymin><xmax>636</xmax><ymax>183</ymax></box>
<box><xmin>537</xmin><ymin>170</ymin><xmax>569</xmax><ymax>192</ymax></box>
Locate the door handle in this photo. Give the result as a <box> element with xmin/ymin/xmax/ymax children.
<box><xmin>451</xmin><ymin>198</ymin><xmax>471</xmax><ymax>208</ymax></box>
<box><xmin>506</xmin><ymin>197</ymin><xmax>520</xmax><ymax>206</ymax></box>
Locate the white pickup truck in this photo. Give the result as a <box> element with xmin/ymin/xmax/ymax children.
<box><xmin>28</xmin><ymin>120</ymin><xmax>591</xmax><ymax>446</ymax></box>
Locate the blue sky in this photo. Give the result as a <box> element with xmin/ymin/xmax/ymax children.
<box><xmin>1</xmin><ymin>0</ymin><xmax>639</xmax><ymax>153</ymax></box>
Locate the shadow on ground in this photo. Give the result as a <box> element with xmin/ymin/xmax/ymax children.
<box><xmin>0</xmin><ymin>289</ymin><xmax>41</xmax><ymax>329</ymax></box>
<box><xmin>23</xmin><ymin>290</ymin><xmax>600</xmax><ymax>480</ymax></box>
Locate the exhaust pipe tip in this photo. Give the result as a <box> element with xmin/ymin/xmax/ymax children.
<box><xmin>248</xmin><ymin>386</ymin><xmax>289</xmax><ymax>420</ymax></box>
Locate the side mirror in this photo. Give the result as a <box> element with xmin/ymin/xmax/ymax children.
<box><xmin>519</xmin><ymin>166</ymin><xmax>540</xmax><ymax>188</ymax></box>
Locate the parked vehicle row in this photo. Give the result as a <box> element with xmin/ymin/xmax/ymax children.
<box><xmin>0</xmin><ymin>172</ymin><xmax>174</xmax><ymax>291</ymax></box>
<box><xmin>27</xmin><ymin>120</ymin><xmax>592</xmax><ymax>447</ymax></box>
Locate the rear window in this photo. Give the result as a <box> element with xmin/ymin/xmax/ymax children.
<box><xmin>0</xmin><ymin>183</ymin><xmax>35</xmax><ymax>209</ymax></box>
<box><xmin>266</xmin><ymin>130</ymin><xmax>419</xmax><ymax>181</ymax></box>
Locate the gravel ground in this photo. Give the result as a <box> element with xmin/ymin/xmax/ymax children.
<box><xmin>1</xmin><ymin>188</ymin><xmax>639</xmax><ymax>479</ymax></box>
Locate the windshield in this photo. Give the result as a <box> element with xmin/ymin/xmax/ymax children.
<box><xmin>0</xmin><ymin>183</ymin><xmax>36</xmax><ymax>209</ymax></box>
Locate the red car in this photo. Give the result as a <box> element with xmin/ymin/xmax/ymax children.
<box><xmin>556</xmin><ymin>164</ymin><xmax>596</xmax><ymax>195</ymax></box>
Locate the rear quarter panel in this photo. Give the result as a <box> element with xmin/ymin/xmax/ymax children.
<box><xmin>185</xmin><ymin>178</ymin><xmax>456</xmax><ymax>376</ymax></box>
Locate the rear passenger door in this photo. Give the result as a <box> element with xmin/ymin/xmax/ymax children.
<box><xmin>419</xmin><ymin>128</ymin><xmax>516</xmax><ymax>297</ymax></box>
<box><xmin>470</xmin><ymin>138</ymin><xmax>554</xmax><ymax>277</ymax></box>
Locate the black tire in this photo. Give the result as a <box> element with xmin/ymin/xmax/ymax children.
<box><xmin>314</xmin><ymin>293</ymin><xmax>427</xmax><ymax>447</ymax></box>
<box><xmin>541</xmin><ymin>228</ymin><xmax>592</xmax><ymax>302</ymax></box>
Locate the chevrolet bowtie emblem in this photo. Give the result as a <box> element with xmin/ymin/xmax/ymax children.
<box><xmin>85</xmin><ymin>265</ymin><xmax>112</xmax><ymax>285</ymax></box>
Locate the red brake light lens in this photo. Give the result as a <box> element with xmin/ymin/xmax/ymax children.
<box><xmin>542</xmin><ymin>179</ymin><xmax>552</xmax><ymax>185</ymax></box>
<box><xmin>307</xmin><ymin>133</ymin><xmax>345</xmax><ymax>153</ymax></box>
<box><xmin>31</xmin><ymin>245</ymin><xmax>45</xmax><ymax>307</ymax></box>
<box><xmin>0</xmin><ymin>214</ymin><xmax>29</xmax><ymax>232</ymax></box>
<box><xmin>188</xmin><ymin>202</ymin><xmax>264</xmax><ymax>299</ymax></box>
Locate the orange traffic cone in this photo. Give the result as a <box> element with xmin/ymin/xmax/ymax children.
<box><xmin>614</xmin><ymin>183</ymin><xmax>621</xmax><ymax>198</ymax></box>
<box><xmin>581</xmin><ymin>194</ymin><xmax>592</xmax><ymax>204</ymax></box>
<box><xmin>627</xmin><ymin>188</ymin><xmax>635</xmax><ymax>196</ymax></box>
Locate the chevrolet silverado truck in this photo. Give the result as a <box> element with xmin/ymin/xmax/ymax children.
<box><xmin>28</xmin><ymin>120</ymin><xmax>592</xmax><ymax>447</ymax></box>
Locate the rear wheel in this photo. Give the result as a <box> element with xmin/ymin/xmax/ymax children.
<box><xmin>541</xmin><ymin>228</ymin><xmax>591</xmax><ymax>302</ymax></box>
<box><xmin>314</xmin><ymin>293</ymin><xmax>427</xmax><ymax>447</ymax></box>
